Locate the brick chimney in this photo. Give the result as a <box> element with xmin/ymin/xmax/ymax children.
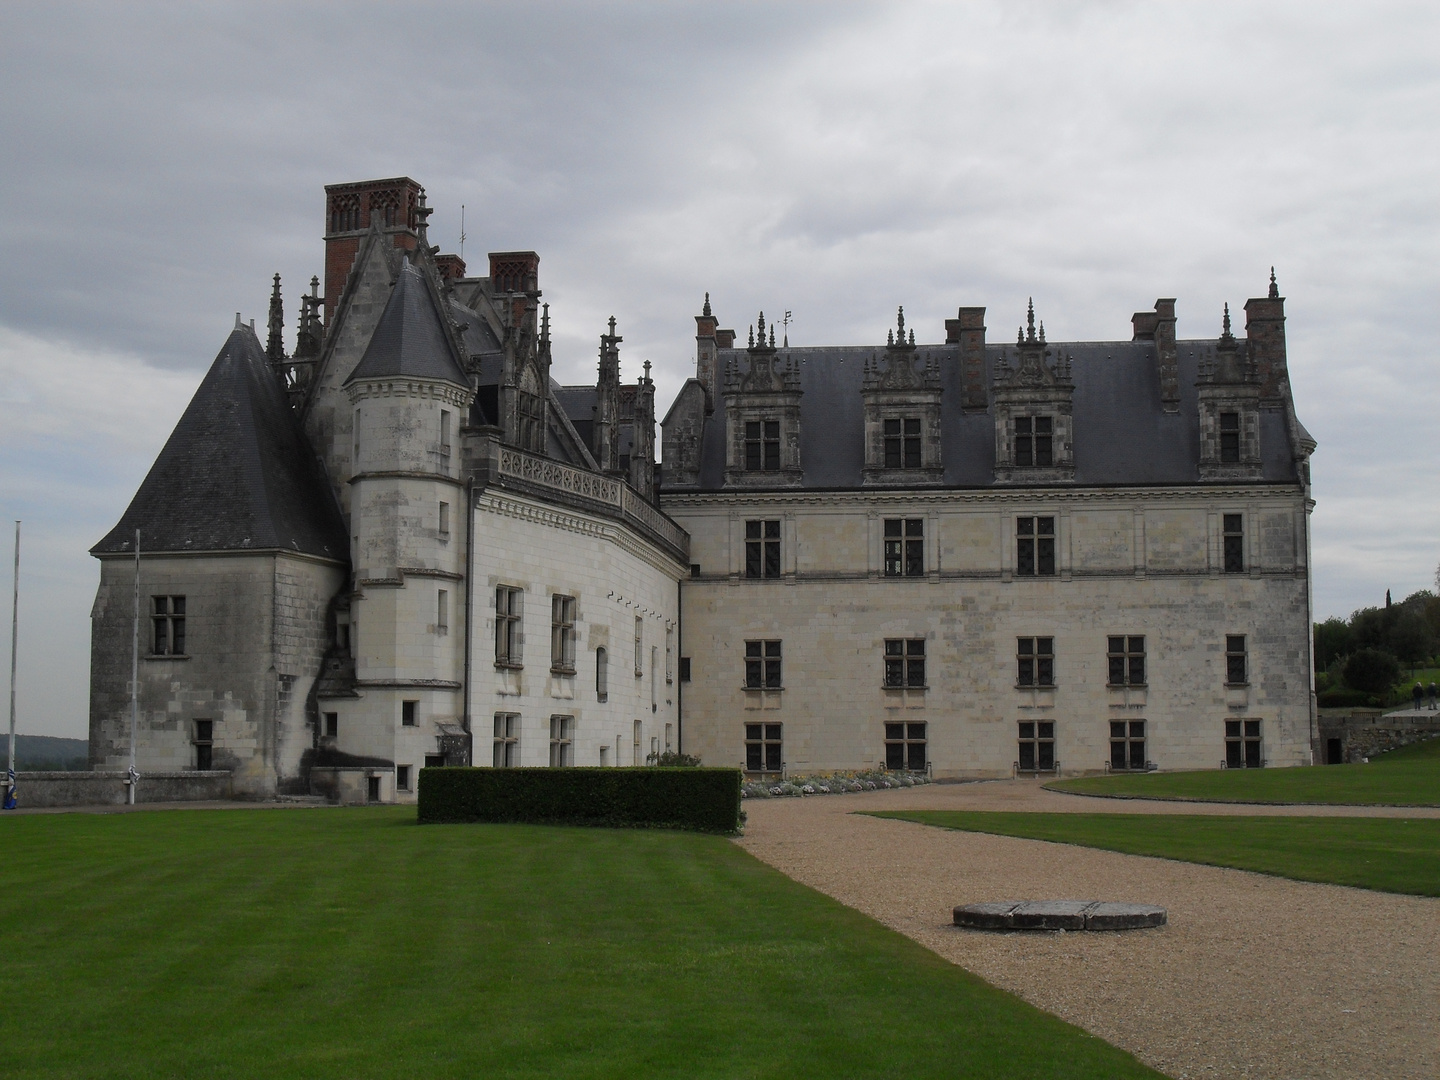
<box><xmin>695</xmin><ymin>293</ymin><xmax>718</xmax><ymax>412</ymax></box>
<box><xmin>945</xmin><ymin>306</ymin><xmax>988</xmax><ymax>412</ymax></box>
<box><xmin>323</xmin><ymin>177</ymin><xmax>423</xmax><ymax>325</ymax></box>
<box><xmin>434</xmin><ymin>254</ymin><xmax>467</xmax><ymax>282</ymax></box>
<box><xmin>1243</xmin><ymin>270</ymin><xmax>1287</xmax><ymax>401</ymax></box>
<box><xmin>489</xmin><ymin>251</ymin><xmax>540</xmax><ymax>333</ymax></box>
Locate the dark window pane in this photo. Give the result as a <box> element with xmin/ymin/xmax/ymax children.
<box><xmin>1226</xmin><ymin>741</ymin><xmax>1242</xmax><ymax>768</ymax></box>
<box><xmin>746</xmin><ymin>422</ymin><xmax>760</xmax><ymax>440</ymax></box>
<box><xmin>764</xmin><ymin>421</ymin><xmax>779</xmax><ymax>440</ymax></box>
<box><xmin>1035</xmin><ymin>436</ymin><xmax>1052</xmax><ymax>467</ymax></box>
<box><xmin>1109</xmin><ymin>636</ymin><xmax>1125</xmax><ymax>654</ymax></box>
<box><xmin>1130</xmin><ymin>721</ymin><xmax>1146</xmax><ymax>738</ymax></box>
<box><xmin>1224</xmin><ymin>535</ymin><xmax>1244</xmax><ymax>573</ymax></box>
<box><xmin>745</xmin><ymin>443</ymin><xmax>761</xmax><ymax>470</ymax></box>
<box><xmin>904</xmin><ymin>419</ymin><xmax>920</xmax><ymax>436</ymax></box>
<box><xmin>765</xmin><ymin>520</ymin><xmax>781</xmax><ymax>539</ymax></box>
<box><xmin>764</xmin><ymin>542</ymin><xmax>781</xmax><ymax>578</ymax></box>
<box><xmin>1129</xmin><ymin>656</ymin><xmax>1145</xmax><ymax>684</ymax></box>
<box><xmin>885</xmin><ymin>439</ymin><xmax>901</xmax><ymax>469</ymax></box>
<box><xmin>1038</xmin><ymin>537</ymin><xmax>1055</xmax><ymax>575</ymax></box>
<box><xmin>1017</xmin><ymin>517</ymin><xmax>1034</xmax><ymax>536</ymax></box>
<box><xmin>1221</xmin><ymin>431</ymin><xmax>1240</xmax><ymax>463</ymax></box>
<box><xmin>885</xmin><ymin>659</ymin><xmax>901</xmax><ymax>686</ymax></box>
<box><xmin>903</xmin><ymin>439</ymin><xmax>921</xmax><ymax>468</ymax></box>
<box><xmin>885</xmin><ymin>723</ymin><xmax>905</xmax><ymax>740</ymax></box>
<box><xmin>765</xmin><ymin>725</ymin><xmax>782</xmax><ymax>741</ymax></box>
<box><xmin>886</xmin><ymin>743</ymin><xmax>905</xmax><ymax>769</ymax></box>
<box><xmin>1244</xmin><ymin>720</ymin><xmax>1261</xmax><ymax>738</ymax></box>
<box><xmin>746</xmin><ymin>724</ymin><xmax>762</xmax><ymax>740</ymax></box>
<box><xmin>905</xmin><ymin>539</ymin><xmax>924</xmax><ymax>576</ymax></box>
<box><xmin>1109</xmin><ymin>656</ymin><xmax>1126</xmax><ymax>685</ymax></box>
<box><xmin>884</xmin><ymin>419</ymin><xmax>900</xmax><ymax>436</ymax></box>
<box><xmin>1016</xmin><ymin>417</ymin><xmax>1032</xmax><ymax>435</ymax></box>
<box><xmin>885</xmin><ymin>640</ymin><xmax>903</xmax><ymax>657</ymax></box>
<box><xmin>747</xmin><ymin>744</ymin><xmax>762</xmax><ymax>770</ymax></box>
<box><xmin>196</xmin><ymin>744</ymin><xmax>212</xmax><ymax>770</ymax></box>
<box><xmin>907</xmin><ymin>640</ymin><xmax>925</xmax><ymax>657</ymax></box>
<box><xmin>907</xmin><ymin>723</ymin><xmax>926</xmax><ymax>740</ymax></box>
<box><xmin>745</xmin><ymin>659</ymin><xmax>761</xmax><ymax>687</ymax></box>
<box><xmin>906</xmin><ymin>659</ymin><xmax>925</xmax><ymax>687</ymax></box>
<box><xmin>906</xmin><ymin>519</ymin><xmax>923</xmax><ymax>537</ymax></box>
<box><xmin>1037</xmin><ymin>742</ymin><xmax>1054</xmax><ymax>770</ymax></box>
<box><xmin>1015</xmin><ymin>436</ymin><xmax>1032</xmax><ymax>466</ymax></box>
<box><xmin>907</xmin><ymin>742</ymin><xmax>926</xmax><ymax>770</ymax></box>
<box><xmin>171</xmin><ymin>597</ymin><xmax>185</xmax><ymax>615</ymax></box>
<box><xmin>1129</xmin><ymin>636</ymin><xmax>1145</xmax><ymax>654</ymax></box>
<box><xmin>1019</xmin><ymin>743</ymin><xmax>1036</xmax><ymax>770</ymax></box>
<box><xmin>1018</xmin><ymin>722</ymin><xmax>1034</xmax><ymax>739</ymax></box>
<box><xmin>172</xmin><ymin>621</ymin><xmax>185</xmax><ymax>654</ymax></box>
<box><xmin>884</xmin><ymin>519</ymin><xmax>902</xmax><ymax>537</ymax></box>
<box><xmin>1017</xmin><ymin>538</ymin><xmax>1035</xmax><ymax>575</ymax></box>
<box><xmin>1111</xmin><ymin>742</ymin><xmax>1127</xmax><ymax>769</ymax></box>
<box><xmin>1227</xmin><ymin>635</ymin><xmax>1246</xmax><ymax>652</ymax></box>
<box><xmin>1130</xmin><ymin>741</ymin><xmax>1146</xmax><ymax>770</ymax></box>
<box><xmin>764</xmin><ymin>661</ymin><xmax>781</xmax><ymax>688</ymax></box>
<box><xmin>1226</xmin><ymin>720</ymin><xmax>1241</xmax><ymax>737</ymax></box>
<box><xmin>763</xmin><ymin>442</ymin><xmax>780</xmax><ymax>470</ymax></box>
<box><xmin>1018</xmin><ymin>638</ymin><xmax>1034</xmax><ymax>656</ymax></box>
<box><xmin>765</xmin><ymin>743</ymin><xmax>782</xmax><ymax>772</ymax></box>
<box><xmin>1018</xmin><ymin>659</ymin><xmax>1034</xmax><ymax>686</ymax></box>
<box><xmin>153</xmin><ymin>596</ymin><xmax>167</xmax><ymax>615</ymax></box>
<box><xmin>1245</xmin><ymin>740</ymin><xmax>1261</xmax><ymax>768</ymax></box>
<box><xmin>745</xmin><ymin>543</ymin><xmax>761</xmax><ymax>578</ymax></box>
<box><xmin>746</xmin><ymin>641</ymin><xmax>761</xmax><ymax>658</ymax></box>
<box><xmin>1110</xmin><ymin>722</ymin><xmax>1127</xmax><ymax>739</ymax></box>
<box><xmin>1037</xmin><ymin>657</ymin><xmax>1053</xmax><ymax>685</ymax></box>
<box><xmin>1228</xmin><ymin>655</ymin><xmax>1246</xmax><ymax>684</ymax></box>
<box><xmin>1038</xmin><ymin>517</ymin><xmax>1054</xmax><ymax>536</ymax></box>
<box><xmin>746</xmin><ymin>520</ymin><xmax>761</xmax><ymax>539</ymax></box>
<box><xmin>153</xmin><ymin>619</ymin><xmax>168</xmax><ymax>654</ymax></box>
<box><xmin>1038</xmin><ymin>722</ymin><xmax>1053</xmax><ymax>740</ymax></box>
<box><xmin>765</xmin><ymin>641</ymin><xmax>781</xmax><ymax>658</ymax></box>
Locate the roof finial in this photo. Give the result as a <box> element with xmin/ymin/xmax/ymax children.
<box><xmin>888</xmin><ymin>328</ymin><xmax>894</xmax><ymax>346</ymax></box>
<box><xmin>702</xmin><ymin>292</ymin><xmax>712</xmax><ymax>317</ymax></box>
<box><xmin>896</xmin><ymin>305</ymin><xmax>906</xmax><ymax>343</ymax></box>
<box><xmin>266</xmin><ymin>272</ymin><xmax>286</xmax><ymax>365</ymax></box>
<box><xmin>908</xmin><ymin>328</ymin><xmax>915</xmax><ymax>346</ymax></box>
<box><xmin>748</xmin><ymin>325</ymin><xmax>755</xmax><ymax>348</ymax></box>
<box><xmin>643</xmin><ymin>357</ymin><xmax>652</xmax><ymax>384</ymax></box>
<box><xmin>1038</xmin><ymin>321</ymin><xmax>1045</xmax><ymax>345</ymax></box>
<box><xmin>608</xmin><ymin>315</ymin><xmax>617</xmax><ymax>337</ymax></box>
<box><xmin>541</xmin><ymin>302</ymin><xmax>550</xmax><ymax>345</ymax></box>
<box><xmin>1222</xmin><ymin>302</ymin><xmax>1232</xmax><ymax>336</ymax></box>
<box><xmin>768</xmin><ymin>324</ymin><xmax>775</xmax><ymax>348</ymax></box>
<box><xmin>1017</xmin><ymin>326</ymin><xmax>1024</xmax><ymax>345</ymax></box>
<box><xmin>1268</xmin><ymin>266</ymin><xmax>1278</xmax><ymax>299</ymax></box>
<box><xmin>757</xmin><ymin>311</ymin><xmax>766</xmax><ymax>340</ymax></box>
<box><xmin>1026</xmin><ymin>297</ymin><xmax>1036</xmax><ymax>343</ymax></box>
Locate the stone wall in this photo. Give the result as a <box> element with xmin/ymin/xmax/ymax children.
<box><xmin>1318</xmin><ymin>710</ymin><xmax>1440</xmax><ymax>764</ymax></box>
<box><xmin>665</xmin><ymin>486</ymin><xmax>1314</xmax><ymax>778</ymax></box>
<box><xmin>12</xmin><ymin>770</ymin><xmax>233</xmax><ymax>808</ymax></box>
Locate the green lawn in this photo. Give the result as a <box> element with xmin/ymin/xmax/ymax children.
<box><xmin>0</xmin><ymin>808</ymin><xmax>1161</xmax><ymax>1080</ymax></box>
<box><xmin>866</xmin><ymin>810</ymin><xmax>1440</xmax><ymax>896</ymax></box>
<box><xmin>1046</xmin><ymin>732</ymin><xmax>1440</xmax><ymax>806</ymax></box>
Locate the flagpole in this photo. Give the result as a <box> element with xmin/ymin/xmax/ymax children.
<box><xmin>5</xmin><ymin>521</ymin><xmax>18</xmax><ymax>810</ymax></box>
<box><xmin>129</xmin><ymin>528</ymin><xmax>140</xmax><ymax>805</ymax></box>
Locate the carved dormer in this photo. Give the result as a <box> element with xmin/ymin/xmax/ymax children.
<box><xmin>992</xmin><ymin>299</ymin><xmax>1076</xmax><ymax>484</ymax></box>
<box><xmin>491</xmin><ymin>251</ymin><xmax>547</xmax><ymax>455</ymax></box>
<box><xmin>861</xmin><ymin>306</ymin><xmax>943</xmax><ymax>486</ymax></box>
<box><xmin>722</xmin><ymin>311</ymin><xmax>803</xmax><ymax>488</ymax></box>
<box><xmin>1197</xmin><ymin>304</ymin><xmax>1263</xmax><ymax>481</ymax></box>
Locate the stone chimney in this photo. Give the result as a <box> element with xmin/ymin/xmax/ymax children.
<box><xmin>1131</xmin><ymin>298</ymin><xmax>1179</xmax><ymax>411</ymax></box>
<box><xmin>944</xmin><ymin>306</ymin><xmax>988</xmax><ymax>412</ymax></box>
<box><xmin>322</xmin><ymin>177</ymin><xmax>423</xmax><ymax>325</ymax></box>
<box><xmin>695</xmin><ymin>293</ymin><xmax>718</xmax><ymax>413</ymax></box>
<box><xmin>1243</xmin><ymin>269</ymin><xmax>1288</xmax><ymax>401</ymax></box>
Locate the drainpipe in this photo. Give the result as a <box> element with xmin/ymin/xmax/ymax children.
<box><xmin>462</xmin><ymin>476</ymin><xmax>475</xmax><ymax>766</ymax></box>
<box><xmin>675</xmin><ymin>571</ymin><xmax>682</xmax><ymax>755</ymax></box>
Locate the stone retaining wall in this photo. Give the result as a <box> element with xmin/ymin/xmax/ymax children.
<box><xmin>8</xmin><ymin>770</ymin><xmax>233</xmax><ymax>808</ymax></box>
<box><xmin>1317</xmin><ymin>709</ymin><xmax>1440</xmax><ymax>764</ymax></box>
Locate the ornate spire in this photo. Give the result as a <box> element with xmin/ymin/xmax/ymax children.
<box><xmin>888</xmin><ymin>328</ymin><xmax>894</xmax><ymax>346</ymax></box>
<box><xmin>266</xmin><ymin>273</ymin><xmax>285</xmax><ymax>366</ymax></box>
<box><xmin>1026</xmin><ymin>298</ymin><xmax>1037</xmax><ymax>343</ymax></box>
<box><xmin>541</xmin><ymin>302</ymin><xmax>550</xmax><ymax>346</ymax></box>
<box><xmin>768</xmin><ymin>324</ymin><xmax>775</xmax><ymax>348</ymax></box>
<box><xmin>702</xmin><ymin>292</ymin><xmax>712</xmax><ymax>317</ymax></box>
<box><xmin>1268</xmin><ymin>266</ymin><xmax>1279</xmax><ymax>299</ymax></box>
<box><xmin>1219</xmin><ymin>302</ymin><xmax>1236</xmax><ymax>347</ymax></box>
<box><xmin>908</xmin><ymin>328</ymin><xmax>915</xmax><ymax>346</ymax></box>
<box><xmin>748</xmin><ymin>325</ymin><xmax>755</xmax><ymax>348</ymax></box>
<box><xmin>1038</xmin><ymin>321</ymin><xmax>1045</xmax><ymax>345</ymax></box>
<box><xmin>416</xmin><ymin>187</ymin><xmax>432</xmax><ymax>244</ymax></box>
<box><xmin>896</xmin><ymin>305</ymin><xmax>906</xmax><ymax>343</ymax></box>
<box><xmin>643</xmin><ymin>358</ymin><xmax>652</xmax><ymax>385</ymax></box>
<box><xmin>757</xmin><ymin>311</ymin><xmax>766</xmax><ymax>340</ymax></box>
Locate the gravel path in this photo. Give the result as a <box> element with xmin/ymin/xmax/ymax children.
<box><xmin>736</xmin><ymin>781</ymin><xmax>1440</xmax><ymax>1080</ymax></box>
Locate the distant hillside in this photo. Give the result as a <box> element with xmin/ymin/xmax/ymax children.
<box><xmin>5</xmin><ymin>735</ymin><xmax>89</xmax><ymax>771</ymax></box>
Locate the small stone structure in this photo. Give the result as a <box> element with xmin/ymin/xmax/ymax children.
<box><xmin>954</xmin><ymin>900</ymin><xmax>1166</xmax><ymax>931</ymax></box>
<box><xmin>1316</xmin><ymin>709</ymin><xmax>1440</xmax><ymax>765</ymax></box>
<box><xmin>12</xmin><ymin>770</ymin><xmax>233</xmax><ymax>808</ymax></box>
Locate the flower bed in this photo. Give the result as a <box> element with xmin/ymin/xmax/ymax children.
<box><xmin>741</xmin><ymin>770</ymin><xmax>932</xmax><ymax>799</ymax></box>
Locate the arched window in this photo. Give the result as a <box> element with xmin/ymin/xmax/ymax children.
<box><xmin>595</xmin><ymin>647</ymin><xmax>608</xmax><ymax>702</ymax></box>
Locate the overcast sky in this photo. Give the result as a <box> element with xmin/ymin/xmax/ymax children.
<box><xmin>2</xmin><ymin>1</ymin><xmax>1437</xmax><ymax>739</ymax></box>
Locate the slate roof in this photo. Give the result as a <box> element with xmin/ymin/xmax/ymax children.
<box><xmin>345</xmin><ymin>260</ymin><xmax>469</xmax><ymax>386</ymax></box>
<box><xmin>92</xmin><ymin>325</ymin><xmax>348</xmax><ymax>560</ymax></box>
<box><xmin>694</xmin><ymin>339</ymin><xmax>1300</xmax><ymax>490</ymax></box>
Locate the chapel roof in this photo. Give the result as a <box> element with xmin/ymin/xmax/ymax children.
<box><xmin>92</xmin><ymin>324</ymin><xmax>348</xmax><ymax>560</ymax></box>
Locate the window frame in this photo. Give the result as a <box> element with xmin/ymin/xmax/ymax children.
<box><xmin>396</xmin><ymin>764</ymin><xmax>412</xmax><ymax>791</ymax></box>
<box><xmin>595</xmin><ymin>647</ymin><xmax>608</xmax><ymax>702</ymax></box>
<box><xmin>744</xmin><ymin>722</ymin><xmax>784</xmax><ymax>773</ymax></box>
<box><xmin>193</xmin><ymin>719</ymin><xmax>213</xmax><ymax>771</ymax></box>
<box><xmin>1014</xmin><ymin>415</ymin><xmax>1053</xmax><ymax>468</ymax></box>
<box><xmin>1109</xmin><ymin>719</ymin><xmax>1148</xmax><ymax>771</ymax></box>
<box><xmin>1107</xmin><ymin>636</ymin><xmax>1146</xmax><ymax>687</ymax></box>
<box><xmin>494</xmin><ymin>586</ymin><xmax>524</xmax><ymax>668</ymax></box>
<box><xmin>883</xmin><ymin>518</ymin><xmax>924</xmax><ymax>578</ymax></box>
<box><xmin>745</xmin><ymin>519</ymin><xmax>782</xmax><ymax>579</ymax></box>
<box><xmin>548</xmin><ymin>715</ymin><xmax>573</xmax><ymax>768</ymax></box>
<box><xmin>744</xmin><ymin>419</ymin><xmax>781</xmax><ymax>472</ymax></box>
<box><xmin>150</xmin><ymin>595</ymin><xmax>187</xmax><ymax>656</ymax></box>
<box><xmin>883</xmin><ymin>638</ymin><xmax>926</xmax><ymax>688</ymax></box>
<box><xmin>884</xmin><ymin>720</ymin><xmax>928</xmax><ymax>771</ymax></box>
<box><xmin>1219</xmin><ymin>412</ymin><xmax>1241</xmax><ymax>464</ymax></box>
<box><xmin>1223</xmin><ymin>514</ymin><xmax>1245</xmax><ymax>573</ymax></box>
<box><xmin>1016</xmin><ymin>637</ymin><xmax>1055</xmax><ymax>688</ymax></box>
<box><xmin>883</xmin><ymin>417</ymin><xmax>923</xmax><ymax>470</ymax></box>
<box><xmin>634</xmin><ymin>615</ymin><xmax>644</xmax><ymax>677</ymax></box>
<box><xmin>1015</xmin><ymin>517</ymin><xmax>1056</xmax><ymax>577</ymax></box>
<box><xmin>401</xmin><ymin>700</ymin><xmax>418</xmax><ymax>727</ymax></box>
<box><xmin>1225</xmin><ymin>718</ymin><xmax>1263</xmax><ymax>768</ymax></box>
<box><xmin>1017</xmin><ymin>720</ymin><xmax>1056</xmax><ymax>772</ymax></box>
<box><xmin>493</xmin><ymin>712</ymin><xmax>519</xmax><ymax>767</ymax></box>
<box><xmin>1225</xmin><ymin>634</ymin><xmax>1248</xmax><ymax>686</ymax></box>
<box><xmin>744</xmin><ymin>640</ymin><xmax>782</xmax><ymax>690</ymax></box>
<box><xmin>550</xmin><ymin>594</ymin><xmax>577</xmax><ymax>674</ymax></box>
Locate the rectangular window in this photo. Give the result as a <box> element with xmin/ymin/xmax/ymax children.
<box><xmin>883</xmin><ymin>518</ymin><xmax>924</xmax><ymax>577</ymax></box>
<box><xmin>550</xmin><ymin>595</ymin><xmax>576</xmax><ymax>673</ymax></box>
<box><xmin>548</xmin><ymin>715</ymin><xmax>573</xmax><ymax>767</ymax></box>
<box><xmin>1017</xmin><ymin>637</ymin><xmax>1055</xmax><ymax>687</ymax></box>
<box><xmin>1107</xmin><ymin>636</ymin><xmax>1146</xmax><ymax>686</ymax></box>
<box><xmin>396</xmin><ymin>764</ymin><xmax>411</xmax><ymax>791</ymax></box>
<box><xmin>1223</xmin><ymin>514</ymin><xmax>1244</xmax><ymax>573</ymax></box>
<box><xmin>1226</xmin><ymin>635</ymin><xmax>1248</xmax><ymax>685</ymax></box>
<box><xmin>883</xmin><ymin>417</ymin><xmax>922</xmax><ymax>469</ymax></box>
<box><xmin>1014</xmin><ymin>415</ymin><xmax>1053</xmax><ymax>468</ymax></box>
<box><xmin>745</xmin><ymin>722</ymin><xmax>783</xmax><ymax>772</ymax></box>
<box><xmin>745</xmin><ymin>519</ymin><xmax>782</xmax><ymax>578</ymax></box>
<box><xmin>883</xmin><ymin>638</ymin><xmax>926</xmax><ymax>688</ymax></box>
<box><xmin>1219</xmin><ymin>412</ymin><xmax>1240</xmax><ymax>463</ymax></box>
<box><xmin>1226</xmin><ymin>719</ymin><xmax>1263</xmax><ymax>769</ymax></box>
<box><xmin>193</xmin><ymin>719</ymin><xmax>213</xmax><ymax>770</ymax></box>
<box><xmin>665</xmin><ymin>627</ymin><xmax>674</xmax><ymax>684</ymax></box>
<box><xmin>1110</xmin><ymin>720</ymin><xmax>1147</xmax><ymax>771</ymax></box>
<box><xmin>884</xmin><ymin>721</ymin><xmax>927</xmax><ymax>771</ymax></box>
<box><xmin>744</xmin><ymin>640</ymin><xmax>782</xmax><ymax>689</ymax></box>
<box><xmin>401</xmin><ymin>700</ymin><xmax>417</xmax><ymax>727</ymax></box>
<box><xmin>1015</xmin><ymin>517</ymin><xmax>1055</xmax><ymax>576</ymax></box>
<box><xmin>744</xmin><ymin>419</ymin><xmax>781</xmax><ymax>471</ymax></box>
<box><xmin>495</xmin><ymin>586</ymin><xmax>523</xmax><ymax>667</ymax></box>
<box><xmin>634</xmin><ymin>616</ymin><xmax>644</xmax><ymax>676</ymax></box>
<box><xmin>679</xmin><ymin>657</ymin><xmax>691</xmax><ymax>682</ymax></box>
<box><xmin>1017</xmin><ymin>720</ymin><xmax>1056</xmax><ymax>772</ymax></box>
<box><xmin>493</xmin><ymin>713</ymin><xmax>519</xmax><ymax>767</ymax></box>
<box><xmin>595</xmin><ymin>647</ymin><xmax>608</xmax><ymax>702</ymax></box>
<box><xmin>323</xmin><ymin>712</ymin><xmax>338</xmax><ymax>739</ymax></box>
<box><xmin>437</xmin><ymin>589</ymin><xmax>449</xmax><ymax>632</ymax></box>
<box><xmin>633</xmin><ymin>719</ymin><xmax>642</xmax><ymax>766</ymax></box>
<box><xmin>438</xmin><ymin>501</ymin><xmax>450</xmax><ymax>537</ymax></box>
<box><xmin>440</xmin><ymin>409</ymin><xmax>452</xmax><ymax>455</ymax></box>
<box><xmin>151</xmin><ymin>595</ymin><xmax>186</xmax><ymax>655</ymax></box>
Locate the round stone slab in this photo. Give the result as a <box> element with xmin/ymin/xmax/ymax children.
<box><xmin>953</xmin><ymin>901</ymin><xmax>1166</xmax><ymax>931</ymax></box>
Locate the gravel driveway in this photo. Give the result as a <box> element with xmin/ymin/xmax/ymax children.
<box><xmin>736</xmin><ymin>780</ymin><xmax>1439</xmax><ymax>1080</ymax></box>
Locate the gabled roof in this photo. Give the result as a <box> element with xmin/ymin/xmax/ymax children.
<box><xmin>345</xmin><ymin>259</ymin><xmax>469</xmax><ymax>386</ymax></box>
<box><xmin>92</xmin><ymin>324</ymin><xmax>347</xmax><ymax>560</ymax></box>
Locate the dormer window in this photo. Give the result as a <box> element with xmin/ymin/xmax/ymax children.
<box><xmin>745</xmin><ymin>420</ymin><xmax>780</xmax><ymax>471</ymax></box>
<box><xmin>1220</xmin><ymin>412</ymin><xmax>1240</xmax><ymax>463</ymax></box>
<box><xmin>883</xmin><ymin>418</ymin><xmax>922</xmax><ymax>469</ymax></box>
<box><xmin>1014</xmin><ymin>416</ymin><xmax>1053</xmax><ymax>467</ymax></box>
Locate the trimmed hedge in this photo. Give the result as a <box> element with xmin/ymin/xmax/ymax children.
<box><xmin>417</xmin><ymin>767</ymin><xmax>743</xmax><ymax>834</ymax></box>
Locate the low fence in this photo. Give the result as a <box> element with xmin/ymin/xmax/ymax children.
<box><xmin>7</xmin><ymin>770</ymin><xmax>233</xmax><ymax>808</ymax></box>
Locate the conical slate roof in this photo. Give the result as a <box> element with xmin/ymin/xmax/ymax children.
<box><xmin>92</xmin><ymin>324</ymin><xmax>348</xmax><ymax>560</ymax></box>
<box><xmin>344</xmin><ymin>259</ymin><xmax>469</xmax><ymax>386</ymax></box>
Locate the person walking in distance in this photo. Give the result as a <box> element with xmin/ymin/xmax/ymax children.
<box><xmin>1429</xmin><ymin>681</ymin><xmax>1438</xmax><ymax>710</ymax></box>
<box><xmin>1413</xmin><ymin>682</ymin><xmax>1425</xmax><ymax>711</ymax></box>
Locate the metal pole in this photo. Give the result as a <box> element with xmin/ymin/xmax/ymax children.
<box><xmin>6</xmin><ymin>521</ymin><xmax>18</xmax><ymax>809</ymax></box>
<box><xmin>129</xmin><ymin>528</ymin><xmax>140</xmax><ymax>805</ymax></box>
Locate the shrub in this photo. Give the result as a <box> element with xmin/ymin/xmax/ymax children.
<box><xmin>646</xmin><ymin>750</ymin><xmax>703</xmax><ymax>767</ymax></box>
<box><xmin>417</xmin><ymin>767</ymin><xmax>741</xmax><ymax>834</ymax></box>
<box><xmin>1343</xmin><ymin>648</ymin><xmax>1401</xmax><ymax>695</ymax></box>
<box><xmin>1317</xmin><ymin>686</ymin><xmax>1373</xmax><ymax>709</ymax></box>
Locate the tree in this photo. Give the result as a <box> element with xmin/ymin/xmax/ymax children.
<box><xmin>1313</xmin><ymin>617</ymin><xmax>1352</xmax><ymax>672</ymax></box>
<box><xmin>1388</xmin><ymin>611</ymin><xmax>1435</xmax><ymax>670</ymax></box>
<box><xmin>1342</xmin><ymin>648</ymin><xmax>1400</xmax><ymax>696</ymax></box>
